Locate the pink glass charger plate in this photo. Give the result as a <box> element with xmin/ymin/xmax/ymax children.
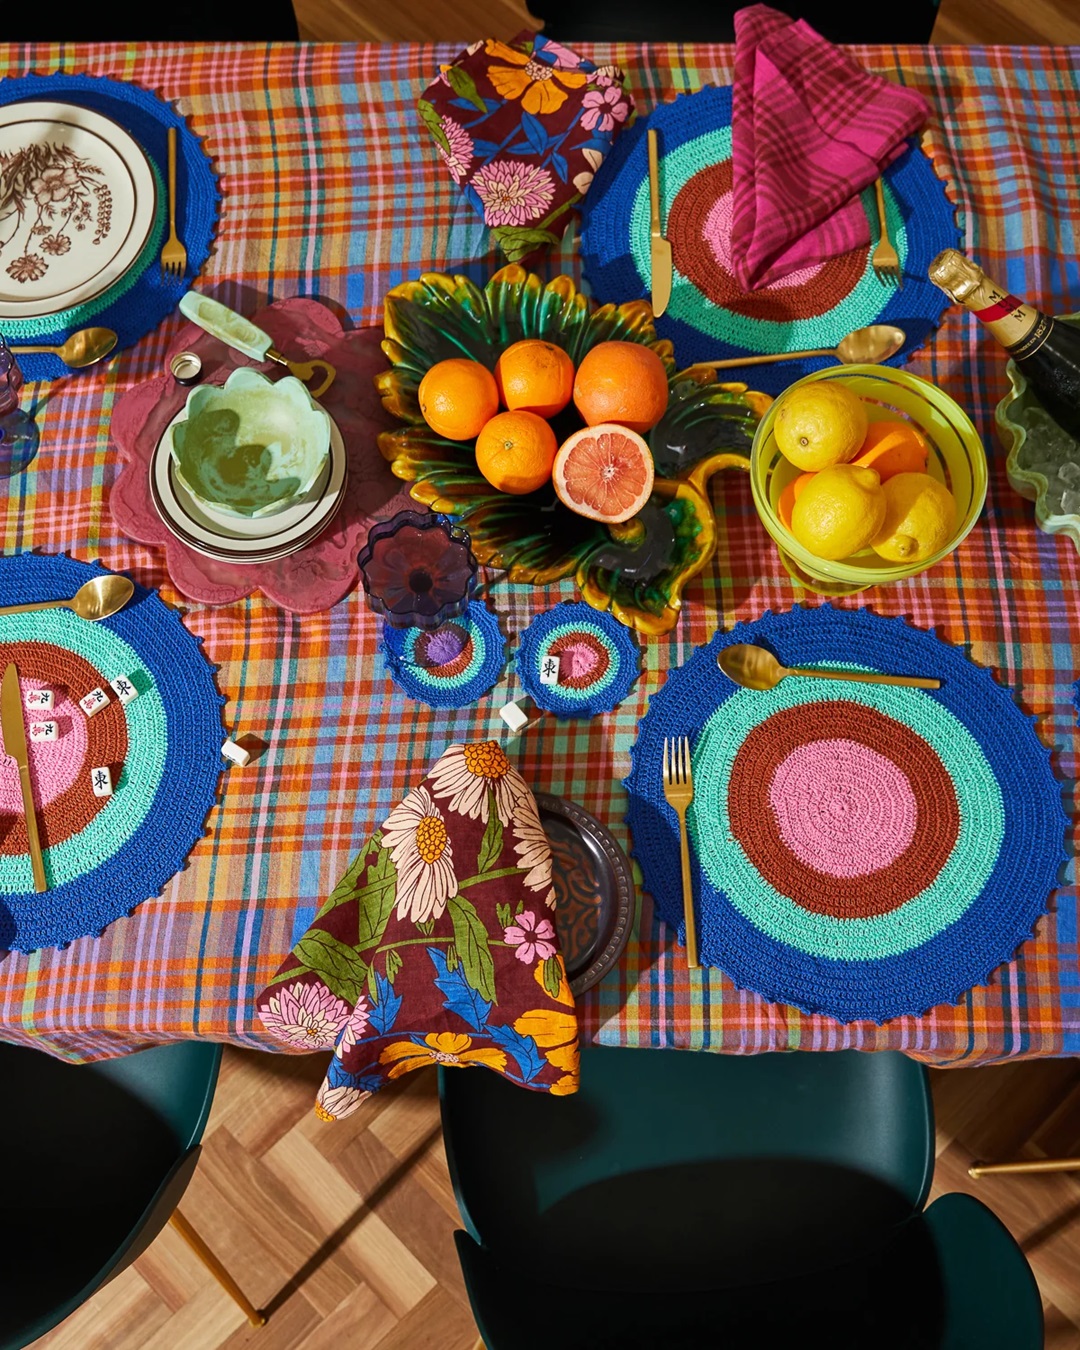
<box><xmin>110</xmin><ymin>296</ymin><xmax>413</xmax><ymax>612</ymax></box>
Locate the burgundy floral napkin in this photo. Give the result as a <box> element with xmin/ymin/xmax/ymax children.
<box><xmin>731</xmin><ymin>3</ymin><xmax>930</xmax><ymax>290</ymax></box>
<box><xmin>257</xmin><ymin>741</ymin><xmax>580</xmax><ymax>1121</ymax></box>
<box><xmin>418</xmin><ymin>32</ymin><xmax>634</xmax><ymax>263</ymax></box>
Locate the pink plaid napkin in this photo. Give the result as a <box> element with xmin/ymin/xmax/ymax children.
<box><xmin>730</xmin><ymin>4</ymin><xmax>930</xmax><ymax>290</ymax></box>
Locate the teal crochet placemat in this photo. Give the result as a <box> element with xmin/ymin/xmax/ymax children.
<box><xmin>626</xmin><ymin>605</ymin><xmax>1067</xmax><ymax>1023</ymax></box>
<box><xmin>0</xmin><ymin>554</ymin><xmax>225</xmax><ymax>952</ymax></box>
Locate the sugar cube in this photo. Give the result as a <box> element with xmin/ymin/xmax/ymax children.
<box><xmin>499</xmin><ymin>700</ymin><xmax>530</xmax><ymax>732</ymax></box>
<box><xmin>539</xmin><ymin>652</ymin><xmax>561</xmax><ymax>686</ymax></box>
<box><xmin>25</xmin><ymin>688</ymin><xmax>54</xmax><ymax>710</ymax></box>
<box><xmin>79</xmin><ymin>688</ymin><xmax>109</xmax><ymax>717</ymax></box>
<box><xmin>221</xmin><ymin>739</ymin><xmax>251</xmax><ymax>767</ymax></box>
<box><xmin>109</xmin><ymin>676</ymin><xmax>138</xmax><ymax>705</ymax></box>
<box><xmin>29</xmin><ymin>720</ymin><xmax>58</xmax><ymax>742</ymax></box>
<box><xmin>90</xmin><ymin>766</ymin><xmax>113</xmax><ymax>797</ymax></box>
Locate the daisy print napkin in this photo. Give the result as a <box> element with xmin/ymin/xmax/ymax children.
<box><xmin>418</xmin><ymin>31</ymin><xmax>634</xmax><ymax>263</ymax></box>
<box><xmin>257</xmin><ymin>741</ymin><xmax>580</xmax><ymax>1120</ymax></box>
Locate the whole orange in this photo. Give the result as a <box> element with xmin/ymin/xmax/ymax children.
<box><xmin>495</xmin><ymin>340</ymin><xmax>575</xmax><ymax>418</ymax></box>
<box><xmin>418</xmin><ymin>358</ymin><xmax>499</xmax><ymax>441</ymax></box>
<box><xmin>475</xmin><ymin>411</ymin><xmax>558</xmax><ymax>495</ymax></box>
<box><xmin>572</xmin><ymin>341</ymin><xmax>669</xmax><ymax>433</ymax></box>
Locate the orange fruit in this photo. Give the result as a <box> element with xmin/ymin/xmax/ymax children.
<box><xmin>552</xmin><ymin>423</ymin><xmax>654</xmax><ymax>524</ymax></box>
<box><xmin>475</xmin><ymin>411</ymin><xmax>558</xmax><ymax>495</ymax></box>
<box><xmin>852</xmin><ymin>420</ymin><xmax>929</xmax><ymax>481</ymax></box>
<box><xmin>778</xmin><ymin>473</ymin><xmax>816</xmax><ymax>529</ymax></box>
<box><xmin>572</xmin><ymin>341</ymin><xmax>669</xmax><ymax>433</ymax></box>
<box><xmin>495</xmin><ymin>340</ymin><xmax>574</xmax><ymax>418</ymax></box>
<box><xmin>418</xmin><ymin>359</ymin><xmax>499</xmax><ymax>441</ymax></box>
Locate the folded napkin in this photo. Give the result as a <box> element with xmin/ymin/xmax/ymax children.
<box><xmin>730</xmin><ymin>4</ymin><xmax>930</xmax><ymax>290</ymax></box>
<box><xmin>418</xmin><ymin>32</ymin><xmax>633</xmax><ymax>264</ymax></box>
<box><xmin>257</xmin><ymin>742</ymin><xmax>580</xmax><ymax>1120</ymax></box>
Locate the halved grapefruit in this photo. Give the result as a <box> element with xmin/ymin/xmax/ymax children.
<box><xmin>552</xmin><ymin>424</ymin><xmax>655</xmax><ymax>524</ymax></box>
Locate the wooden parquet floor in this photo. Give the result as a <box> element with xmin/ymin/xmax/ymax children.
<box><xmin>30</xmin><ymin>2</ymin><xmax>1080</xmax><ymax>1347</ymax></box>
<box><xmin>33</xmin><ymin>1046</ymin><xmax>1080</xmax><ymax>1348</ymax></box>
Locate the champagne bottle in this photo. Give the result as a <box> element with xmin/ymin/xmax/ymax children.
<box><xmin>929</xmin><ymin>248</ymin><xmax>1080</xmax><ymax>441</ymax></box>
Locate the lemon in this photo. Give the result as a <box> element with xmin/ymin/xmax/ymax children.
<box><xmin>871</xmin><ymin>472</ymin><xmax>957</xmax><ymax>562</ymax></box>
<box><xmin>773</xmin><ymin>383</ymin><xmax>869</xmax><ymax>471</ymax></box>
<box><xmin>790</xmin><ymin>465</ymin><xmax>886</xmax><ymax>561</ymax></box>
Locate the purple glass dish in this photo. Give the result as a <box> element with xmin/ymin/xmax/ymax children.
<box><xmin>357</xmin><ymin>510</ymin><xmax>478</xmax><ymax>629</ymax></box>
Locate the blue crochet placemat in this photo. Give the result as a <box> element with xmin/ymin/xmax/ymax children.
<box><xmin>0</xmin><ymin>553</ymin><xmax>225</xmax><ymax>952</ymax></box>
<box><xmin>580</xmin><ymin>85</ymin><xmax>960</xmax><ymax>395</ymax></box>
<box><xmin>516</xmin><ymin>600</ymin><xmax>640</xmax><ymax>718</ymax></box>
<box><xmin>0</xmin><ymin>73</ymin><xmax>220</xmax><ymax>382</ymax></box>
<box><xmin>625</xmin><ymin>605</ymin><xmax>1066</xmax><ymax>1023</ymax></box>
<box><xmin>381</xmin><ymin>601</ymin><xmax>505</xmax><ymax>709</ymax></box>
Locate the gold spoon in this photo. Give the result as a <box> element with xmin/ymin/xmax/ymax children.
<box><xmin>718</xmin><ymin>643</ymin><xmax>939</xmax><ymax>692</ymax></box>
<box><xmin>697</xmin><ymin>324</ymin><xmax>907</xmax><ymax>372</ymax></box>
<box><xmin>0</xmin><ymin>575</ymin><xmax>135</xmax><ymax>622</ymax></box>
<box><xmin>10</xmin><ymin>328</ymin><xmax>119</xmax><ymax>370</ymax></box>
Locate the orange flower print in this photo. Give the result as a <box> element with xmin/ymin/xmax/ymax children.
<box><xmin>484</xmin><ymin>41</ymin><xmax>587</xmax><ymax>116</ymax></box>
<box><xmin>379</xmin><ymin>1031</ymin><xmax>508</xmax><ymax>1079</ymax></box>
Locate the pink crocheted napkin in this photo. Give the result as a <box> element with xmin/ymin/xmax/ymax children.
<box><xmin>730</xmin><ymin>3</ymin><xmax>930</xmax><ymax>290</ymax></box>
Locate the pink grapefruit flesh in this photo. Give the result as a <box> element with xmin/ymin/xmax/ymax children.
<box><xmin>552</xmin><ymin>423</ymin><xmax>655</xmax><ymax>524</ymax></box>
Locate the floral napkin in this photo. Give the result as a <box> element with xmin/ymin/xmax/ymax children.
<box><xmin>418</xmin><ymin>32</ymin><xmax>634</xmax><ymax>263</ymax></box>
<box><xmin>256</xmin><ymin>741</ymin><xmax>580</xmax><ymax>1120</ymax></box>
<box><xmin>730</xmin><ymin>3</ymin><xmax>930</xmax><ymax>289</ymax></box>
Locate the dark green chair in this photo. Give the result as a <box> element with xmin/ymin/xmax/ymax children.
<box><xmin>441</xmin><ymin>1045</ymin><xmax>1043</xmax><ymax>1350</ymax></box>
<box><xmin>0</xmin><ymin>1040</ymin><xmax>263</xmax><ymax>1349</ymax></box>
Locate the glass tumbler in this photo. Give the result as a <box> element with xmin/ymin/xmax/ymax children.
<box><xmin>0</xmin><ymin>334</ymin><xmax>39</xmax><ymax>477</ymax></box>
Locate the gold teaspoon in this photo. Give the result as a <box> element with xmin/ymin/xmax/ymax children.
<box><xmin>10</xmin><ymin>328</ymin><xmax>119</xmax><ymax>369</ymax></box>
<box><xmin>0</xmin><ymin>576</ymin><xmax>135</xmax><ymax>622</ymax></box>
<box><xmin>718</xmin><ymin>643</ymin><xmax>939</xmax><ymax>692</ymax></box>
<box><xmin>696</xmin><ymin>324</ymin><xmax>907</xmax><ymax>372</ymax></box>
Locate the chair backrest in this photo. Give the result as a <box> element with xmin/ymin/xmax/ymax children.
<box><xmin>441</xmin><ymin>1044</ymin><xmax>933</xmax><ymax>1289</ymax></box>
<box><xmin>0</xmin><ymin>1040</ymin><xmax>222</xmax><ymax>1350</ymax></box>
<box><xmin>530</xmin><ymin>2</ymin><xmax>940</xmax><ymax>44</ymax></box>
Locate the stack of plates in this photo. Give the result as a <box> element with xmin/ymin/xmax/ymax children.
<box><xmin>150</xmin><ymin>407</ymin><xmax>348</xmax><ymax>564</ymax></box>
<box><xmin>0</xmin><ymin>101</ymin><xmax>158</xmax><ymax>328</ymax></box>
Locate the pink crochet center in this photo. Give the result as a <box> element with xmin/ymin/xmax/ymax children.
<box><xmin>703</xmin><ymin>191</ymin><xmax>823</xmax><ymax>289</ymax></box>
<box><xmin>0</xmin><ymin>678</ymin><xmax>89</xmax><ymax>812</ymax></box>
<box><xmin>769</xmin><ymin>738</ymin><xmax>917</xmax><ymax>878</ymax></box>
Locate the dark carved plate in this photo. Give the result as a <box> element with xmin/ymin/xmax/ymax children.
<box><xmin>536</xmin><ymin>793</ymin><xmax>635</xmax><ymax>997</ymax></box>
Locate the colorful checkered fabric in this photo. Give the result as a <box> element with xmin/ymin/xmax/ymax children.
<box><xmin>0</xmin><ymin>41</ymin><xmax>1077</xmax><ymax>1066</ymax></box>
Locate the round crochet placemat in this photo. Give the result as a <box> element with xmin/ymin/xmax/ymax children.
<box><xmin>0</xmin><ymin>554</ymin><xmax>225</xmax><ymax>952</ymax></box>
<box><xmin>381</xmin><ymin>601</ymin><xmax>505</xmax><ymax>709</ymax></box>
<box><xmin>624</xmin><ymin>605</ymin><xmax>1066</xmax><ymax>1023</ymax></box>
<box><xmin>516</xmin><ymin>600</ymin><xmax>640</xmax><ymax>717</ymax></box>
<box><xmin>0</xmin><ymin>73</ymin><xmax>219</xmax><ymax>382</ymax></box>
<box><xmin>580</xmin><ymin>85</ymin><xmax>960</xmax><ymax>394</ymax></box>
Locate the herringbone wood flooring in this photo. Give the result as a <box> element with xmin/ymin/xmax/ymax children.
<box><xmin>30</xmin><ymin>2</ymin><xmax>1080</xmax><ymax>1346</ymax></box>
<box><xmin>31</xmin><ymin>1047</ymin><xmax>1080</xmax><ymax>1349</ymax></box>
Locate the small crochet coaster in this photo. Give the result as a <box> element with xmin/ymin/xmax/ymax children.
<box><xmin>580</xmin><ymin>85</ymin><xmax>960</xmax><ymax>394</ymax></box>
<box><xmin>0</xmin><ymin>73</ymin><xmax>219</xmax><ymax>382</ymax></box>
<box><xmin>381</xmin><ymin>601</ymin><xmax>505</xmax><ymax>709</ymax></box>
<box><xmin>516</xmin><ymin>600</ymin><xmax>639</xmax><ymax>717</ymax></box>
<box><xmin>0</xmin><ymin>554</ymin><xmax>225</xmax><ymax>953</ymax></box>
<box><xmin>625</xmin><ymin>606</ymin><xmax>1066</xmax><ymax>1023</ymax></box>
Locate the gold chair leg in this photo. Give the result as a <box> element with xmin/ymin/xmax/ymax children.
<box><xmin>969</xmin><ymin>1157</ymin><xmax>1080</xmax><ymax>1178</ymax></box>
<box><xmin>170</xmin><ymin>1209</ymin><xmax>267</xmax><ymax>1326</ymax></box>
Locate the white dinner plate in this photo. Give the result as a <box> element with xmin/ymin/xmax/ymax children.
<box><xmin>0</xmin><ymin>101</ymin><xmax>157</xmax><ymax>319</ymax></box>
<box><xmin>151</xmin><ymin>405</ymin><xmax>347</xmax><ymax>563</ymax></box>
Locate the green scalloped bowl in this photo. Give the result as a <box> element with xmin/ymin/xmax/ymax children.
<box><xmin>375</xmin><ymin>266</ymin><xmax>771</xmax><ymax>636</ymax></box>
<box><xmin>998</xmin><ymin>312</ymin><xmax>1080</xmax><ymax>551</ymax></box>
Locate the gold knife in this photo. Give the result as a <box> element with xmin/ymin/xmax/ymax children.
<box><xmin>647</xmin><ymin>128</ymin><xmax>672</xmax><ymax>319</ymax></box>
<box><xmin>2</xmin><ymin>662</ymin><xmax>46</xmax><ymax>892</ymax></box>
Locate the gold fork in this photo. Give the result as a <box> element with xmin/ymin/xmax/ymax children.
<box><xmin>662</xmin><ymin>735</ymin><xmax>699</xmax><ymax>969</ymax></box>
<box><xmin>160</xmin><ymin>127</ymin><xmax>187</xmax><ymax>281</ymax></box>
<box><xmin>871</xmin><ymin>177</ymin><xmax>902</xmax><ymax>289</ymax></box>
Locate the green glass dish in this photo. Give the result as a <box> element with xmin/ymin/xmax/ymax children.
<box><xmin>170</xmin><ymin>368</ymin><xmax>331</xmax><ymax>520</ymax></box>
<box><xmin>375</xmin><ymin>265</ymin><xmax>771</xmax><ymax>635</ymax></box>
<box><xmin>997</xmin><ymin>312</ymin><xmax>1080</xmax><ymax>552</ymax></box>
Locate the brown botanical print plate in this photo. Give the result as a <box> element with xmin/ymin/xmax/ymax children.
<box><xmin>537</xmin><ymin>792</ymin><xmax>635</xmax><ymax>996</ymax></box>
<box><xmin>0</xmin><ymin>101</ymin><xmax>156</xmax><ymax>319</ymax></box>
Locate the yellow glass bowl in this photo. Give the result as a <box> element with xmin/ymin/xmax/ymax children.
<box><xmin>749</xmin><ymin>365</ymin><xmax>987</xmax><ymax>592</ymax></box>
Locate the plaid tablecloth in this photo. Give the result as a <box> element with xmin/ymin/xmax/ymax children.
<box><xmin>0</xmin><ymin>40</ymin><xmax>1077</xmax><ymax>1067</ymax></box>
